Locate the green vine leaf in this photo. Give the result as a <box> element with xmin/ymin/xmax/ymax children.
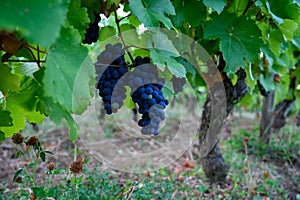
<box><xmin>99</xmin><ymin>26</ymin><xmax>117</xmax><ymax>42</ymax></box>
<box><xmin>0</xmin><ymin>76</ymin><xmax>44</xmax><ymax>137</ymax></box>
<box><xmin>43</xmin><ymin>97</ymin><xmax>79</xmax><ymax>142</ymax></box>
<box><xmin>129</xmin><ymin>0</ymin><xmax>175</xmax><ymax>29</ymax></box>
<box><xmin>259</xmin><ymin>74</ymin><xmax>275</xmax><ymax>92</ymax></box>
<box><xmin>0</xmin><ymin>63</ymin><xmax>20</xmax><ymax>95</ymax></box>
<box><xmin>278</xmin><ymin>19</ymin><xmax>298</xmax><ymax>41</ymax></box>
<box><xmin>149</xmin><ymin>31</ymin><xmax>186</xmax><ymax>77</ymax></box>
<box><xmin>0</xmin><ymin>0</ymin><xmax>68</xmax><ymax>48</ymax></box>
<box><xmin>123</xmin><ymin>86</ymin><xmax>135</xmax><ymax>109</ymax></box>
<box><xmin>203</xmin><ymin>0</ymin><xmax>226</xmax><ymax>14</ymax></box>
<box><xmin>150</xmin><ymin>50</ymin><xmax>186</xmax><ymax>78</ymax></box>
<box><xmin>44</xmin><ymin>27</ymin><xmax>95</xmax><ymax>114</ymax></box>
<box><xmin>105</xmin><ymin>0</ymin><xmax>121</xmax><ymax>9</ymax></box>
<box><xmin>0</xmin><ymin>93</ymin><xmax>44</xmax><ymax>138</ymax></box>
<box><xmin>204</xmin><ymin>11</ymin><xmax>263</xmax><ymax>72</ymax></box>
<box><xmin>67</xmin><ymin>0</ymin><xmax>90</xmax><ymax>37</ymax></box>
<box><xmin>268</xmin><ymin>29</ymin><xmax>285</xmax><ymax>56</ymax></box>
<box><xmin>81</xmin><ymin>0</ymin><xmax>101</xmax><ymax>19</ymax></box>
<box><xmin>171</xmin><ymin>0</ymin><xmax>206</xmax><ymax>27</ymax></box>
<box><xmin>267</xmin><ymin>0</ymin><xmax>300</xmax><ymax>24</ymax></box>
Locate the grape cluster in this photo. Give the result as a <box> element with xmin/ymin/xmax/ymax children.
<box><xmin>95</xmin><ymin>49</ymin><xmax>170</xmax><ymax>135</ymax></box>
<box><xmin>127</xmin><ymin>57</ymin><xmax>169</xmax><ymax>135</ymax></box>
<box><xmin>83</xmin><ymin>12</ymin><xmax>101</xmax><ymax>44</ymax></box>
<box><xmin>171</xmin><ymin>76</ymin><xmax>186</xmax><ymax>94</ymax></box>
<box><xmin>132</xmin><ymin>84</ymin><xmax>168</xmax><ymax>135</ymax></box>
<box><xmin>95</xmin><ymin>43</ymin><xmax>127</xmax><ymax>114</ymax></box>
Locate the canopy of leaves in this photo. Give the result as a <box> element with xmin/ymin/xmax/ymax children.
<box><xmin>0</xmin><ymin>0</ymin><xmax>68</xmax><ymax>48</ymax></box>
<box><xmin>204</xmin><ymin>11</ymin><xmax>263</xmax><ymax>72</ymax></box>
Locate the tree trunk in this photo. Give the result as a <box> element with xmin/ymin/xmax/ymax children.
<box><xmin>199</xmin><ymin>94</ymin><xmax>228</xmax><ymax>182</ymax></box>
<box><xmin>199</xmin><ymin>69</ymin><xmax>248</xmax><ymax>182</ymax></box>
<box><xmin>259</xmin><ymin>90</ymin><xmax>275</xmax><ymax>144</ymax></box>
<box><xmin>272</xmin><ymin>99</ymin><xmax>295</xmax><ymax>132</ymax></box>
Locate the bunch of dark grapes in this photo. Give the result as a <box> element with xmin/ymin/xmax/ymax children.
<box><xmin>132</xmin><ymin>84</ymin><xmax>168</xmax><ymax>135</ymax></box>
<box><xmin>171</xmin><ymin>76</ymin><xmax>186</xmax><ymax>94</ymax></box>
<box><xmin>127</xmin><ymin>57</ymin><xmax>169</xmax><ymax>135</ymax></box>
<box><xmin>95</xmin><ymin>43</ymin><xmax>127</xmax><ymax>114</ymax></box>
<box><xmin>83</xmin><ymin>12</ymin><xmax>101</xmax><ymax>44</ymax></box>
<box><xmin>257</xmin><ymin>80</ymin><xmax>269</xmax><ymax>97</ymax></box>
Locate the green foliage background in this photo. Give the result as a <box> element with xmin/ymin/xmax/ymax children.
<box><xmin>0</xmin><ymin>0</ymin><xmax>299</xmax><ymax>141</ymax></box>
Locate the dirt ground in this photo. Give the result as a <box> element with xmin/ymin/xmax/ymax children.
<box><xmin>1</xmin><ymin>98</ymin><xmax>299</xmax><ymax>198</ymax></box>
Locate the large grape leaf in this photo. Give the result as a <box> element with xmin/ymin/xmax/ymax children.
<box><xmin>203</xmin><ymin>0</ymin><xmax>226</xmax><ymax>14</ymax></box>
<box><xmin>44</xmin><ymin>27</ymin><xmax>95</xmax><ymax>114</ymax></box>
<box><xmin>0</xmin><ymin>63</ymin><xmax>20</xmax><ymax>95</ymax></box>
<box><xmin>128</xmin><ymin>0</ymin><xmax>175</xmax><ymax>29</ymax></box>
<box><xmin>67</xmin><ymin>0</ymin><xmax>90</xmax><ymax>37</ymax></box>
<box><xmin>43</xmin><ymin>97</ymin><xmax>78</xmax><ymax>142</ymax></box>
<box><xmin>171</xmin><ymin>0</ymin><xmax>206</xmax><ymax>28</ymax></box>
<box><xmin>0</xmin><ymin>0</ymin><xmax>68</xmax><ymax>48</ymax></box>
<box><xmin>204</xmin><ymin>12</ymin><xmax>263</xmax><ymax>72</ymax></box>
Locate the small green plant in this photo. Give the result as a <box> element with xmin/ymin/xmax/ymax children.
<box><xmin>9</xmin><ymin>133</ymin><xmax>56</xmax><ymax>199</ymax></box>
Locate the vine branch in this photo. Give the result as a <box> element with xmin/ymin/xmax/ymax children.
<box><xmin>119</xmin><ymin>13</ymin><xmax>131</xmax><ymax>22</ymax></box>
<box><xmin>114</xmin><ymin>10</ymin><xmax>134</xmax><ymax>64</ymax></box>
<box><xmin>242</xmin><ymin>0</ymin><xmax>257</xmax><ymax>16</ymax></box>
<box><xmin>124</xmin><ymin>45</ymin><xmax>150</xmax><ymax>52</ymax></box>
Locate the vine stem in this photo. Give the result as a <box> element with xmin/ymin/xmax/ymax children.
<box><xmin>17</xmin><ymin>145</ymin><xmax>35</xmax><ymax>187</ymax></box>
<box><xmin>37</xmin><ymin>45</ymin><xmax>40</xmax><ymax>68</ymax></box>
<box><xmin>119</xmin><ymin>13</ymin><xmax>131</xmax><ymax>22</ymax></box>
<box><xmin>242</xmin><ymin>0</ymin><xmax>256</xmax><ymax>16</ymax></box>
<box><xmin>124</xmin><ymin>45</ymin><xmax>149</xmax><ymax>52</ymax></box>
<box><xmin>26</xmin><ymin>43</ymin><xmax>46</xmax><ymax>53</ymax></box>
<box><xmin>114</xmin><ymin>10</ymin><xmax>134</xmax><ymax>64</ymax></box>
<box><xmin>32</xmin><ymin>149</ymin><xmax>40</xmax><ymax>181</ymax></box>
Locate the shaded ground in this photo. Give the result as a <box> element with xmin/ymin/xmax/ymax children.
<box><xmin>0</xmin><ymin>98</ymin><xmax>299</xmax><ymax>199</ymax></box>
